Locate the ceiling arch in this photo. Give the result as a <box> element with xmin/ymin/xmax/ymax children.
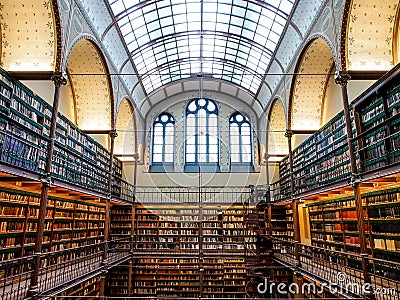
<box><xmin>141</xmin><ymin>78</ymin><xmax>258</xmax><ymax>118</ymax></box>
<box><xmin>115</xmin><ymin>98</ymin><xmax>137</xmax><ymax>158</ymax></box>
<box><xmin>290</xmin><ymin>38</ymin><xmax>334</xmax><ymax>131</ymax></box>
<box><xmin>107</xmin><ymin>0</ymin><xmax>296</xmax><ymax>96</ymax></box>
<box><xmin>0</xmin><ymin>0</ymin><xmax>60</xmax><ymax>71</ymax></box>
<box><xmin>267</xmin><ymin>99</ymin><xmax>287</xmax><ymax>161</ymax></box>
<box><xmin>66</xmin><ymin>39</ymin><xmax>113</xmax><ymax>130</ymax></box>
<box><xmin>343</xmin><ymin>0</ymin><xmax>399</xmax><ymax>71</ymax></box>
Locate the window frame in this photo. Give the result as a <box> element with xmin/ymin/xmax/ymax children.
<box><xmin>229</xmin><ymin>112</ymin><xmax>254</xmax><ymax>172</ymax></box>
<box><xmin>185</xmin><ymin>98</ymin><xmax>219</xmax><ymax>172</ymax></box>
<box><xmin>150</xmin><ymin>112</ymin><xmax>175</xmax><ymax>172</ymax></box>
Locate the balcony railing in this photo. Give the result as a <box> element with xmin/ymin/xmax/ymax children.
<box><xmin>273</xmin><ymin>238</ymin><xmax>400</xmax><ymax>299</ymax></box>
<box><xmin>134</xmin><ymin>186</ymin><xmax>251</xmax><ymax>205</ymax></box>
<box><xmin>0</xmin><ymin>238</ymin><xmax>130</xmax><ymax>300</ymax></box>
<box><xmin>111</xmin><ymin>177</ymin><xmax>135</xmax><ymax>203</ymax></box>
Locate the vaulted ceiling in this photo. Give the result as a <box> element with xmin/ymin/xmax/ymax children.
<box><xmin>107</xmin><ymin>0</ymin><xmax>295</xmax><ymax>96</ymax></box>
<box><xmin>0</xmin><ymin>0</ymin><xmax>399</xmax><ymax>123</ymax></box>
<box><xmin>345</xmin><ymin>0</ymin><xmax>398</xmax><ymax>70</ymax></box>
<box><xmin>0</xmin><ymin>0</ymin><xmax>57</xmax><ymax>71</ymax></box>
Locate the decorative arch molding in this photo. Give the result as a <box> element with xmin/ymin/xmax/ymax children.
<box><xmin>395</xmin><ymin>3</ymin><xmax>400</xmax><ymax>65</ymax></box>
<box><xmin>0</xmin><ymin>0</ymin><xmax>61</xmax><ymax>72</ymax></box>
<box><xmin>289</xmin><ymin>37</ymin><xmax>335</xmax><ymax>131</ymax></box>
<box><xmin>267</xmin><ymin>98</ymin><xmax>287</xmax><ymax>159</ymax></box>
<box><xmin>115</xmin><ymin>98</ymin><xmax>136</xmax><ymax>158</ymax></box>
<box><xmin>66</xmin><ymin>37</ymin><xmax>114</xmax><ymax>131</ymax></box>
<box><xmin>304</xmin><ymin>33</ymin><xmax>340</xmax><ymax>71</ymax></box>
<box><xmin>341</xmin><ymin>0</ymin><xmax>399</xmax><ymax>71</ymax></box>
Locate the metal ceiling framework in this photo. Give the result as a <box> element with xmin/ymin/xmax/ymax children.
<box><xmin>107</xmin><ymin>0</ymin><xmax>295</xmax><ymax>96</ymax></box>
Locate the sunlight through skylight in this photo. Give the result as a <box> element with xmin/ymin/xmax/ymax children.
<box><xmin>108</xmin><ymin>0</ymin><xmax>295</xmax><ymax>95</ymax></box>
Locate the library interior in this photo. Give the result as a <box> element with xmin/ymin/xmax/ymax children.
<box><xmin>1</xmin><ymin>0</ymin><xmax>400</xmax><ymax>299</ymax></box>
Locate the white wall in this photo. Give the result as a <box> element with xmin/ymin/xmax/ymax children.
<box><xmin>22</xmin><ymin>80</ymin><xmax>110</xmax><ymax>149</ymax></box>
<box><xmin>22</xmin><ymin>80</ymin><xmax>75</xmax><ymax>122</ymax></box>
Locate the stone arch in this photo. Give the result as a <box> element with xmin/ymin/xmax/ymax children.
<box><xmin>289</xmin><ymin>38</ymin><xmax>335</xmax><ymax>131</ymax></box>
<box><xmin>66</xmin><ymin>38</ymin><xmax>114</xmax><ymax>132</ymax></box>
<box><xmin>267</xmin><ymin>99</ymin><xmax>288</xmax><ymax>161</ymax></box>
<box><xmin>115</xmin><ymin>98</ymin><xmax>137</xmax><ymax>158</ymax></box>
<box><xmin>0</xmin><ymin>0</ymin><xmax>62</xmax><ymax>72</ymax></box>
<box><xmin>341</xmin><ymin>0</ymin><xmax>399</xmax><ymax>71</ymax></box>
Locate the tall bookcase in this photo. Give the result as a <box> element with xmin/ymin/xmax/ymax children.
<box><xmin>0</xmin><ymin>186</ymin><xmax>106</xmax><ymax>260</ymax></box>
<box><xmin>307</xmin><ymin>187</ymin><xmax>400</xmax><ymax>261</ymax></box>
<box><xmin>266</xmin><ymin>202</ymin><xmax>293</xmax><ymax>241</ymax></box>
<box><xmin>0</xmin><ymin>67</ymin><xmax>123</xmax><ymax>197</ymax></box>
<box><xmin>106</xmin><ymin>203</ymin><xmax>256</xmax><ymax>298</ymax></box>
<box><xmin>275</xmin><ymin>64</ymin><xmax>400</xmax><ymax>202</ymax></box>
<box><xmin>110</xmin><ymin>204</ymin><xmax>134</xmax><ymax>241</ymax></box>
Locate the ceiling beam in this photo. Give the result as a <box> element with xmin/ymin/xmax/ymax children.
<box><xmin>8</xmin><ymin>71</ymin><xmax>53</xmax><ymax>80</ymax></box>
<box><xmin>82</xmin><ymin>130</ymin><xmax>112</xmax><ymax>135</ymax></box>
<box><xmin>347</xmin><ymin>70</ymin><xmax>387</xmax><ymax>80</ymax></box>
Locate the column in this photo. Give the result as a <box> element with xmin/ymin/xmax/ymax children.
<box><xmin>98</xmin><ymin>270</ymin><xmax>108</xmax><ymax>296</ymax></box>
<box><xmin>133</xmin><ymin>153</ymin><xmax>139</xmax><ymax>202</ymax></box>
<box><xmin>285</xmin><ymin>130</ymin><xmax>301</xmax><ymax>244</ymax></box>
<box><xmin>264</xmin><ymin>153</ymin><xmax>271</xmax><ymax>204</ymax></box>
<box><xmin>26</xmin><ymin>73</ymin><xmax>67</xmax><ymax>298</ymax></box>
<box><xmin>104</xmin><ymin>130</ymin><xmax>117</xmax><ymax>254</ymax></box>
<box><xmin>100</xmin><ymin>130</ymin><xmax>117</xmax><ymax>296</ymax></box>
<box><xmin>335</xmin><ymin>73</ymin><xmax>374</xmax><ymax>299</ymax></box>
<box><xmin>264</xmin><ymin>153</ymin><xmax>273</xmax><ymax>236</ymax></box>
<box><xmin>127</xmin><ymin>259</ymin><xmax>133</xmax><ymax>296</ymax></box>
<box><xmin>285</xmin><ymin>129</ymin><xmax>303</xmax><ymax>298</ymax></box>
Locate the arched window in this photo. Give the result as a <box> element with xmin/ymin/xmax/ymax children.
<box><xmin>185</xmin><ymin>98</ymin><xmax>219</xmax><ymax>172</ymax></box>
<box><xmin>230</xmin><ymin>112</ymin><xmax>253</xmax><ymax>168</ymax></box>
<box><xmin>151</xmin><ymin>113</ymin><xmax>174</xmax><ymax>171</ymax></box>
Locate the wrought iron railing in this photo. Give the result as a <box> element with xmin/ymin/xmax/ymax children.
<box><xmin>111</xmin><ymin>177</ymin><xmax>135</xmax><ymax>203</ymax></box>
<box><xmin>273</xmin><ymin>237</ymin><xmax>400</xmax><ymax>299</ymax></box>
<box><xmin>0</xmin><ymin>238</ymin><xmax>130</xmax><ymax>300</ymax></box>
<box><xmin>134</xmin><ymin>186</ymin><xmax>251</xmax><ymax>205</ymax></box>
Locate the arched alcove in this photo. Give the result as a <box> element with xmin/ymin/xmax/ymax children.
<box><xmin>267</xmin><ymin>99</ymin><xmax>288</xmax><ymax>161</ymax></box>
<box><xmin>115</xmin><ymin>98</ymin><xmax>136</xmax><ymax>159</ymax></box>
<box><xmin>0</xmin><ymin>0</ymin><xmax>60</xmax><ymax>71</ymax></box>
<box><xmin>66</xmin><ymin>39</ymin><xmax>113</xmax><ymax>147</ymax></box>
<box><xmin>290</xmin><ymin>38</ymin><xmax>335</xmax><ymax>131</ymax></box>
<box><xmin>343</xmin><ymin>0</ymin><xmax>399</xmax><ymax>71</ymax></box>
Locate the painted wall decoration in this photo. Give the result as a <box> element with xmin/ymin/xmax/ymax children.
<box><xmin>67</xmin><ymin>39</ymin><xmax>112</xmax><ymax>131</ymax></box>
<box><xmin>268</xmin><ymin>99</ymin><xmax>288</xmax><ymax>157</ymax></box>
<box><xmin>0</xmin><ymin>0</ymin><xmax>56</xmax><ymax>71</ymax></box>
<box><xmin>115</xmin><ymin>99</ymin><xmax>136</xmax><ymax>156</ymax></box>
<box><xmin>291</xmin><ymin>38</ymin><xmax>334</xmax><ymax>131</ymax></box>
<box><xmin>346</xmin><ymin>0</ymin><xmax>398</xmax><ymax>70</ymax></box>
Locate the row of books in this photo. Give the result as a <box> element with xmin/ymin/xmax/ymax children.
<box><xmin>0</xmin><ymin>67</ymin><xmax>123</xmax><ymax>195</ymax></box>
<box><xmin>277</xmin><ymin>69</ymin><xmax>400</xmax><ymax>198</ymax></box>
<box><xmin>107</xmin><ymin>259</ymin><xmax>249</xmax><ymax>297</ymax></box>
<box><xmin>0</xmin><ymin>187</ymin><xmax>106</xmax><ymax>258</ymax></box>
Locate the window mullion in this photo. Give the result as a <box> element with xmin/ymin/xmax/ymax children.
<box><xmin>206</xmin><ymin>111</ymin><xmax>209</xmax><ymax>163</ymax></box>
<box><xmin>238</xmin><ymin>123</ymin><xmax>243</xmax><ymax>163</ymax></box>
<box><xmin>195</xmin><ymin>113</ymin><xmax>199</xmax><ymax>163</ymax></box>
<box><xmin>162</xmin><ymin>123</ymin><xmax>166</xmax><ymax>162</ymax></box>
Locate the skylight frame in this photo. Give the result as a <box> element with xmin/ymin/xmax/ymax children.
<box><xmin>108</xmin><ymin>0</ymin><xmax>295</xmax><ymax>95</ymax></box>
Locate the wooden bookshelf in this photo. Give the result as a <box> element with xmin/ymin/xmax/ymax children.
<box><xmin>269</xmin><ymin>203</ymin><xmax>292</xmax><ymax>241</ymax></box>
<box><xmin>107</xmin><ymin>203</ymin><xmax>256</xmax><ymax>297</ymax></box>
<box><xmin>58</xmin><ymin>276</ymin><xmax>101</xmax><ymax>299</ymax></box>
<box><xmin>275</xmin><ymin>64</ymin><xmax>400</xmax><ymax>202</ymax></box>
<box><xmin>278</xmin><ymin>156</ymin><xmax>291</xmax><ymax>199</ymax></box>
<box><xmin>110</xmin><ymin>204</ymin><xmax>134</xmax><ymax>241</ymax></box>
<box><xmin>307</xmin><ymin>187</ymin><xmax>400</xmax><ymax>260</ymax></box>
<box><xmin>0</xmin><ymin>66</ymin><xmax>123</xmax><ymax>197</ymax></box>
<box><xmin>0</xmin><ymin>186</ymin><xmax>105</xmax><ymax>260</ymax></box>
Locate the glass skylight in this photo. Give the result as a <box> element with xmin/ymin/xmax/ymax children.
<box><xmin>108</xmin><ymin>0</ymin><xmax>294</xmax><ymax>95</ymax></box>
